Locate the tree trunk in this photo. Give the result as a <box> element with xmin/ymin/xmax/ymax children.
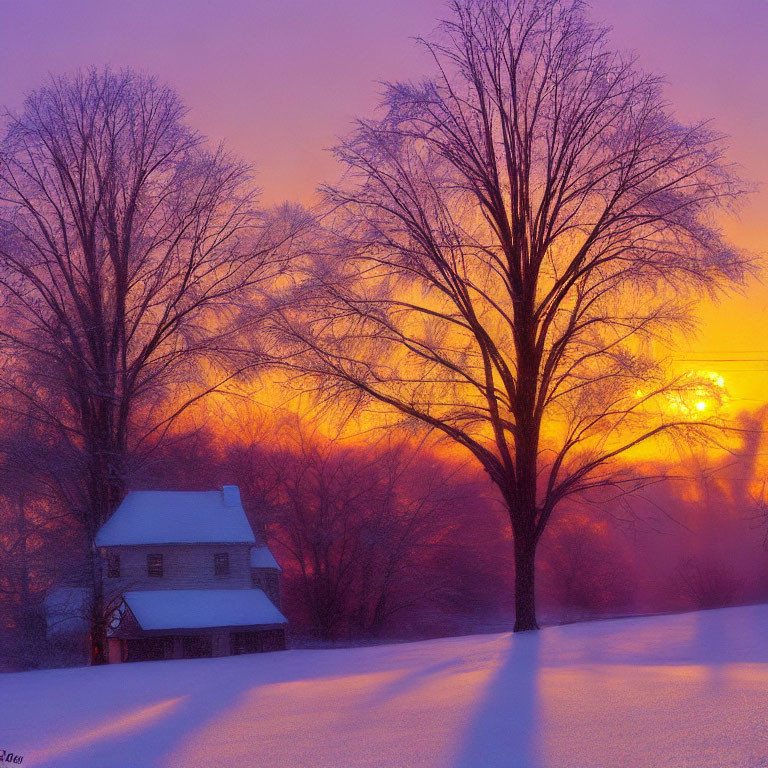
<box><xmin>85</xmin><ymin>451</ymin><xmax>124</xmax><ymax>666</ymax></box>
<box><xmin>513</xmin><ymin>536</ymin><xmax>539</xmax><ymax>632</ymax></box>
<box><xmin>89</xmin><ymin>541</ymin><xmax>107</xmax><ymax>665</ymax></box>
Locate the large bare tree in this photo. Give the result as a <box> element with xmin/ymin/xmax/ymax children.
<box><xmin>278</xmin><ymin>0</ymin><xmax>750</xmax><ymax>630</ymax></box>
<box><xmin>0</xmin><ymin>68</ymin><xmax>302</xmax><ymax>661</ymax></box>
<box><xmin>261</xmin><ymin>419</ymin><xmax>468</xmax><ymax>640</ymax></box>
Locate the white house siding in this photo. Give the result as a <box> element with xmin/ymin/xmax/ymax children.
<box><xmin>102</xmin><ymin>543</ymin><xmax>252</xmax><ymax>595</ymax></box>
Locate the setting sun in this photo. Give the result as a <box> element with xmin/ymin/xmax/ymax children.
<box><xmin>664</xmin><ymin>371</ymin><xmax>729</xmax><ymax>418</ymax></box>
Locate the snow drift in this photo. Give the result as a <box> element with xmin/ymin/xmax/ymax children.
<box><xmin>3</xmin><ymin>604</ymin><xmax>768</xmax><ymax>767</ymax></box>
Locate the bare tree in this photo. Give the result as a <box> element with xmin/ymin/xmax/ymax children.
<box><xmin>349</xmin><ymin>441</ymin><xmax>462</xmax><ymax>637</ymax></box>
<box><xmin>538</xmin><ymin>512</ymin><xmax>636</xmax><ymax>620</ymax></box>
<box><xmin>0</xmin><ymin>416</ymin><xmax>79</xmax><ymax>668</ymax></box>
<box><xmin>676</xmin><ymin>556</ymin><xmax>744</xmax><ymax>610</ymax></box>
<box><xmin>278</xmin><ymin>0</ymin><xmax>750</xmax><ymax>630</ymax></box>
<box><xmin>0</xmin><ymin>68</ymin><xmax>303</xmax><ymax>661</ymax></box>
<box><xmin>254</xmin><ymin>415</ymin><xmax>470</xmax><ymax>640</ymax></box>
<box><xmin>0</xmin><ymin>492</ymin><xmax>50</xmax><ymax>666</ymax></box>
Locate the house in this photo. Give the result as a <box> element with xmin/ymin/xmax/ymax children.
<box><xmin>94</xmin><ymin>485</ymin><xmax>286</xmax><ymax>663</ymax></box>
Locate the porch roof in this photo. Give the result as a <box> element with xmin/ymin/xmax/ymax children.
<box><xmin>124</xmin><ymin>589</ymin><xmax>286</xmax><ymax>631</ymax></box>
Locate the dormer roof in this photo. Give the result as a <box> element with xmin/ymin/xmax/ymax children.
<box><xmin>250</xmin><ymin>545</ymin><xmax>282</xmax><ymax>571</ymax></box>
<box><xmin>95</xmin><ymin>486</ymin><xmax>256</xmax><ymax>546</ymax></box>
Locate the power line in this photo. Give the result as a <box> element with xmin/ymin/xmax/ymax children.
<box><xmin>675</xmin><ymin>359</ymin><xmax>768</xmax><ymax>363</ymax></box>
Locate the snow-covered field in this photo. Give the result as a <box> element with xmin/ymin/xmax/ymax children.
<box><xmin>3</xmin><ymin>604</ymin><xmax>768</xmax><ymax>768</ymax></box>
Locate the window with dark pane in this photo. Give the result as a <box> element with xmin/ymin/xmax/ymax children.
<box><xmin>214</xmin><ymin>552</ymin><xmax>230</xmax><ymax>576</ymax></box>
<box><xmin>147</xmin><ymin>553</ymin><xmax>163</xmax><ymax>577</ymax></box>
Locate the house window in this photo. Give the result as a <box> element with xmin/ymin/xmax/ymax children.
<box><xmin>147</xmin><ymin>553</ymin><xmax>163</xmax><ymax>577</ymax></box>
<box><xmin>107</xmin><ymin>552</ymin><xmax>120</xmax><ymax>578</ymax></box>
<box><xmin>214</xmin><ymin>552</ymin><xmax>230</xmax><ymax>576</ymax></box>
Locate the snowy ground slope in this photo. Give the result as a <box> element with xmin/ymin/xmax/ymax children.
<box><xmin>3</xmin><ymin>605</ymin><xmax>768</xmax><ymax>768</ymax></box>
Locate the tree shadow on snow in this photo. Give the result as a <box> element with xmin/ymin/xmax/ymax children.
<box><xmin>363</xmin><ymin>656</ymin><xmax>471</xmax><ymax>707</ymax></box>
<box><xmin>452</xmin><ymin>632</ymin><xmax>542</xmax><ymax>768</ymax></box>
<box><xmin>29</xmin><ymin>651</ymin><xmax>328</xmax><ymax>768</ymax></box>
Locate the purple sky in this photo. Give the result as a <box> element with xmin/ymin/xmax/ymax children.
<box><xmin>1</xmin><ymin>1</ymin><xmax>765</xmax><ymax>217</ymax></box>
<box><xmin>2</xmin><ymin>0</ymin><xmax>767</xmax><ymax>399</ymax></box>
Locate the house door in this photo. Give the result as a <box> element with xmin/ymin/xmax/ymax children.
<box><xmin>125</xmin><ymin>637</ymin><xmax>173</xmax><ymax>662</ymax></box>
<box><xmin>230</xmin><ymin>629</ymin><xmax>286</xmax><ymax>655</ymax></box>
<box><xmin>181</xmin><ymin>634</ymin><xmax>213</xmax><ymax>658</ymax></box>
<box><xmin>230</xmin><ymin>631</ymin><xmax>262</xmax><ymax>654</ymax></box>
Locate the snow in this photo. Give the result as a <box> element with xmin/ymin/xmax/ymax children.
<box><xmin>250</xmin><ymin>545</ymin><xmax>281</xmax><ymax>571</ymax></box>
<box><xmin>123</xmin><ymin>589</ymin><xmax>287</xmax><ymax>630</ymax></box>
<box><xmin>4</xmin><ymin>604</ymin><xmax>768</xmax><ymax>768</ymax></box>
<box><xmin>220</xmin><ymin>485</ymin><xmax>242</xmax><ymax>509</ymax></box>
<box><xmin>94</xmin><ymin>487</ymin><xmax>256</xmax><ymax>546</ymax></box>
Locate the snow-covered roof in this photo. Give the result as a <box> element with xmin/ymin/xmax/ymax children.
<box><xmin>45</xmin><ymin>587</ymin><xmax>90</xmax><ymax>635</ymax></box>
<box><xmin>250</xmin><ymin>545</ymin><xmax>282</xmax><ymax>571</ymax></box>
<box><xmin>95</xmin><ymin>486</ymin><xmax>256</xmax><ymax>546</ymax></box>
<box><xmin>124</xmin><ymin>589</ymin><xmax>286</xmax><ymax>630</ymax></box>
